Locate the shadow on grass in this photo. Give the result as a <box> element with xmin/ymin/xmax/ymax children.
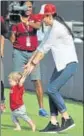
<box><xmin>1</xmin><ymin>124</ymin><xmax>32</xmax><ymax>131</ymax></box>
<box><xmin>1</xmin><ymin>124</ymin><xmax>40</xmax><ymax>132</ymax></box>
<box><xmin>1</xmin><ymin>124</ymin><xmax>14</xmax><ymax>129</ymax></box>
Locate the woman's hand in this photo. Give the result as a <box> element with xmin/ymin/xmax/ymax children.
<box><xmin>23</xmin><ymin>61</ymin><xmax>31</xmax><ymax>71</ymax></box>
<box><xmin>23</xmin><ymin>62</ymin><xmax>35</xmax><ymax>76</ymax></box>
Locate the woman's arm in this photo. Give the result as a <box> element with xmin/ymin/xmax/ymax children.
<box><xmin>32</xmin><ymin>51</ymin><xmax>44</xmax><ymax>65</ymax></box>
<box><xmin>24</xmin><ymin>51</ymin><xmax>44</xmax><ymax>76</ymax></box>
<box><xmin>24</xmin><ymin>27</ymin><xmax>52</xmax><ymax>68</ymax></box>
<box><xmin>24</xmin><ymin>51</ymin><xmax>44</xmax><ymax>70</ymax></box>
<box><xmin>24</xmin><ymin>51</ymin><xmax>38</xmax><ymax>69</ymax></box>
<box><xmin>24</xmin><ymin>25</ymin><xmax>53</xmax><ymax>74</ymax></box>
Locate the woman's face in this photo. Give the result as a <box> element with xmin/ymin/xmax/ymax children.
<box><xmin>24</xmin><ymin>1</ymin><xmax>33</xmax><ymax>16</ymax></box>
<box><xmin>43</xmin><ymin>15</ymin><xmax>53</xmax><ymax>26</ymax></box>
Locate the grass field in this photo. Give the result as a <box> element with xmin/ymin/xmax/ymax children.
<box><xmin>1</xmin><ymin>89</ymin><xmax>83</xmax><ymax>136</ymax></box>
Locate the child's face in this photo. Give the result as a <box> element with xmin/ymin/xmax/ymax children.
<box><xmin>8</xmin><ymin>78</ymin><xmax>17</xmax><ymax>86</ymax></box>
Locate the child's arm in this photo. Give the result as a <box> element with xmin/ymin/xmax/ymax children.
<box><xmin>19</xmin><ymin>70</ymin><xmax>28</xmax><ymax>86</ymax></box>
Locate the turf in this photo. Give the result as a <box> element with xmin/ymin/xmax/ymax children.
<box><xmin>1</xmin><ymin>89</ymin><xmax>83</xmax><ymax>136</ymax></box>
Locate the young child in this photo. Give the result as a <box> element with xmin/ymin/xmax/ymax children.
<box><xmin>8</xmin><ymin>72</ymin><xmax>36</xmax><ymax>131</ymax></box>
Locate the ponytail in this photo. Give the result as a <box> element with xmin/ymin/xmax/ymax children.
<box><xmin>53</xmin><ymin>13</ymin><xmax>74</xmax><ymax>39</ymax></box>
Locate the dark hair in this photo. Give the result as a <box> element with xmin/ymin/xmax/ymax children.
<box><xmin>53</xmin><ymin>13</ymin><xmax>74</xmax><ymax>39</ymax></box>
<box><xmin>42</xmin><ymin>23</ymin><xmax>44</xmax><ymax>33</ymax></box>
<box><xmin>20</xmin><ymin>1</ymin><xmax>34</xmax><ymax>6</ymax></box>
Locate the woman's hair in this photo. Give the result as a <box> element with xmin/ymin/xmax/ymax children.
<box><xmin>42</xmin><ymin>23</ymin><xmax>44</xmax><ymax>33</ymax></box>
<box><xmin>8</xmin><ymin>72</ymin><xmax>22</xmax><ymax>82</ymax></box>
<box><xmin>53</xmin><ymin>13</ymin><xmax>74</xmax><ymax>38</ymax></box>
<box><xmin>20</xmin><ymin>1</ymin><xmax>34</xmax><ymax>6</ymax></box>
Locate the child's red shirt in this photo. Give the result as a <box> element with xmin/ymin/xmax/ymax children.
<box><xmin>10</xmin><ymin>85</ymin><xmax>24</xmax><ymax>111</ymax></box>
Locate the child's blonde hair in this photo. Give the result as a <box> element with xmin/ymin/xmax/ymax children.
<box><xmin>8</xmin><ymin>72</ymin><xmax>23</xmax><ymax>82</ymax></box>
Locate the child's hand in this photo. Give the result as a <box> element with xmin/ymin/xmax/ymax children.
<box><xmin>24</xmin><ymin>63</ymin><xmax>35</xmax><ymax>76</ymax></box>
<box><xmin>23</xmin><ymin>62</ymin><xmax>30</xmax><ymax>70</ymax></box>
<box><xmin>19</xmin><ymin>69</ymin><xmax>30</xmax><ymax>86</ymax></box>
<box><xmin>22</xmin><ymin>69</ymin><xmax>29</xmax><ymax>77</ymax></box>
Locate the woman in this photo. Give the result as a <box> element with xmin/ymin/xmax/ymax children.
<box><xmin>24</xmin><ymin>4</ymin><xmax>78</xmax><ymax>133</ymax></box>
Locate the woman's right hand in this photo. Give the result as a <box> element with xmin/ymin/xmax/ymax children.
<box><xmin>23</xmin><ymin>62</ymin><xmax>35</xmax><ymax>76</ymax></box>
<box><xmin>23</xmin><ymin>62</ymin><xmax>31</xmax><ymax>76</ymax></box>
<box><xmin>24</xmin><ymin>62</ymin><xmax>31</xmax><ymax>70</ymax></box>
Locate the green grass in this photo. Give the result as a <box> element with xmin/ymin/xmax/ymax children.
<box><xmin>1</xmin><ymin>89</ymin><xmax>83</xmax><ymax>136</ymax></box>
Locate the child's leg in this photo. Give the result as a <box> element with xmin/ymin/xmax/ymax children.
<box><xmin>21</xmin><ymin>114</ymin><xmax>36</xmax><ymax>132</ymax></box>
<box><xmin>19</xmin><ymin>105</ymin><xmax>36</xmax><ymax>132</ymax></box>
<box><xmin>26</xmin><ymin>119</ymin><xmax>36</xmax><ymax>132</ymax></box>
<box><xmin>12</xmin><ymin>113</ymin><xmax>21</xmax><ymax>131</ymax></box>
<box><xmin>14</xmin><ymin>122</ymin><xmax>21</xmax><ymax>131</ymax></box>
